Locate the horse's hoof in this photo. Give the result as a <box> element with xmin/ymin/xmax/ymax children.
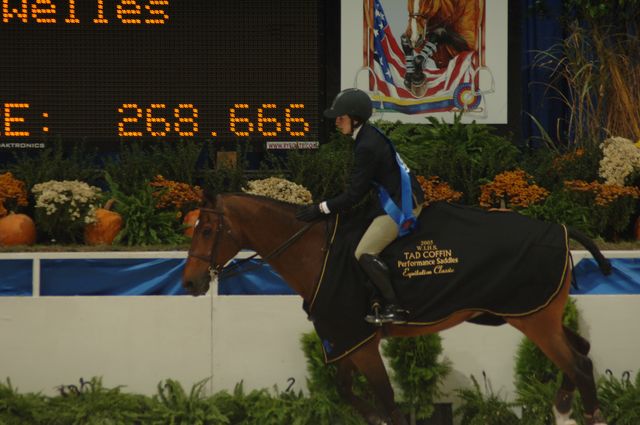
<box><xmin>584</xmin><ymin>408</ymin><xmax>607</xmax><ymax>425</ymax></box>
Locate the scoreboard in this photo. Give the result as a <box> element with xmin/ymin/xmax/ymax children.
<box><xmin>0</xmin><ymin>0</ymin><xmax>324</xmax><ymax>148</ymax></box>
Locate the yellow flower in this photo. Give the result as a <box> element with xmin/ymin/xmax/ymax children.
<box><xmin>0</xmin><ymin>172</ymin><xmax>28</xmax><ymax>217</ymax></box>
<box><xmin>479</xmin><ymin>170</ymin><xmax>548</xmax><ymax>209</ymax></box>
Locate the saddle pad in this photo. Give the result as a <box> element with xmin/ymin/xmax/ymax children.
<box><xmin>307</xmin><ymin>202</ymin><xmax>569</xmax><ymax>363</ymax></box>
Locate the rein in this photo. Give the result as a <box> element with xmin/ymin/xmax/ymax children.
<box><xmin>187</xmin><ymin>205</ymin><xmax>316</xmax><ymax>279</ymax></box>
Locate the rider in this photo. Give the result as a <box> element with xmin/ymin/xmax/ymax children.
<box><xmin>296</xmin><ymin>88</ymin><xmax>424</xmax><ymax>324</ymax></box>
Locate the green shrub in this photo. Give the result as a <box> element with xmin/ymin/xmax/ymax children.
<box><xmin>200</xmin><ymin>146</ymin><xmax>248</xmax><ymax>196</ymax></box>
<box><xmin>598</xmin><ymin>370</ymin><xmax>640</xmax><ymax>425</ymax></box>
<box><xmin>106</xmin><ymin>173</ymin><xmax>186</xmax><ymax>246</ymax></box>
<box><xmin>0</xmin><ymin>378</ymin><xmax>47</xmax><ymax>425</ymax></box>
<box><xmin>454</xmin><ymin>374</ymin><xmax>519</xmax><ymax>425</ymax></box>
<box><xmin>6</xmin><ymin>140</ymin><xmax>101</xmax><ymax>192</ymax></box>
<box><xmin>378</xmin><ymin>114</ymin><xmax>519</xmax><ymax>204</ymax></box>
<box><xmin>299</xmin><ymin>332</ymin><xmax>367</xmax><ymax>424</ymax></box>
<box><xmin>44</xmin><ymin>377</ymin><xmax>153</xmax><ymax>425</ymax></box>
<box><xmin>150</xmin><ymin>379</ymin><xmax>228</xmax><ymax>425</ymax></box>
<box><xmin>521</xmin><ymin>190</ymin><xmax>595</xmax><ymax>236</ymax></box>
<box><xmin>103</xmin><ymin>140</ymin><xmax>207</xmax><ymax>195</ymax></box>
<box><xmin>285</xmin><ymin>132</ymin><xmax>355</xmax><ymax>201</ymax></box>
<box><xmin>382</xmin><ymin>334</ymin><xmax>450</xmax><ymax>423</ymax></box>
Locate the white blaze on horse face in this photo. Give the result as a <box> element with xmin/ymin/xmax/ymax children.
<box><xmin>410</xmin><ymin>0</ymin><xmax>420</xmax><ymax>46</ymax></box>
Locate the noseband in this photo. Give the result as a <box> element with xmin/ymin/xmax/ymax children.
<box><xmin>187</xmin><ymin>205</ymin><xmax>317</xmax><ymax>279</ymax></box>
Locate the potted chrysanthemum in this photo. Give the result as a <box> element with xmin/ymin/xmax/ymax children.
<box><xmin>32</xmin><ymin>180</ymin><xmax>102</xmax><ymax>244</ymax></box>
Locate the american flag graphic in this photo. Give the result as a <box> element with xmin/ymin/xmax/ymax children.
<box><xmin>368</xmin><ymin>0</ymin><xmax>482</xmax><ymax>114</ymax></box>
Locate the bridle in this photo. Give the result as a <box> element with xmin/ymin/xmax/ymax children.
<box><xmin>186</xmin><ymin>205</ymin><xmax>316</xmax><ymax>280</ymax></box>
<box><xmin>186</xmin><ymin>206</ymin><xmax>237</xmax><ymax>276</ymax></box>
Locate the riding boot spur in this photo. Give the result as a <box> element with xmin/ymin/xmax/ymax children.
<box><xmin>358</xmin><ymin>254</ymin><xmax>409</xmax><ymax>325</ymax></box>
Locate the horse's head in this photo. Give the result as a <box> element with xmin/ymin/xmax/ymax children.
<box><xmin>182</xmin><ymin>194</ymin><xmax>243</xmax><ymax>296</ymax></box>
<box><xmin>405</xmin><ymin>0</ymin><xmax>429</xmax><ymax>49</ymax></box>
<box><xmin>405</xmin><ymin>0</ymin><xmax>462</xmax><ymax>49</ymax></box>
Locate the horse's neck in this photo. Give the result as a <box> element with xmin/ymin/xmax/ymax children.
<box><xmin>227</xmin><ymin>196</ymin><xmax>325</xmax><ymax>301</ymax></box>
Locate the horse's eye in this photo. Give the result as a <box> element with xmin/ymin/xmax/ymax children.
<box><xmin>202</xmin><ymin>227</ymin><xmax>213</xmax><ymax>237</ymax></box>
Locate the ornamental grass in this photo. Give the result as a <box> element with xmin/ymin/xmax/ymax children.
<box><xmin>479</xmin><ymin>170</ymin><xmax>549</xmax><ymax>210</ymax></box>
<box><xmin>0</xmin><ymin>172</ymin><xmax>28</xmax><ymax>217</ymax></box>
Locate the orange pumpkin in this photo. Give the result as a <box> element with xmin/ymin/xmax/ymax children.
<box><xmin>183</xmin><ymin>208</ymin><xmax>200</xmax><ymax>237</ymax></box>
<box><xmin>84</xmin><ymin>200</ymin><xmax>123</xmax><ymax>245</ymax></box>
<box><xmin>0</xmin><ymin>213</ymin><xmax>37</xmax><ymax>246</ymax></box>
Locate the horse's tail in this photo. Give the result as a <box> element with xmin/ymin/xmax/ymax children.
<box><xmin>567</xmin><ymin>226</ymin><xmax>612</xmax><ymax>275</ymax></box>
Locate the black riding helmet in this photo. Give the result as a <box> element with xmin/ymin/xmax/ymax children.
<box><xmin>324</xmin><ymin>88</ymin><xmax>373</xmax><ymax>122</ymax></box>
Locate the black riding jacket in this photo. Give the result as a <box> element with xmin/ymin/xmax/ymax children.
<box><xmin>325</xmin><ymin>123</ymin><xmax>424</xmax><ymax>214</ymax></box>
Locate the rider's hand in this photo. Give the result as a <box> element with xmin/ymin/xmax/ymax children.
<box><xmin>296</xmin><ymin>204</ymin><xmax>324</xmax><ymax>222</ymax></box>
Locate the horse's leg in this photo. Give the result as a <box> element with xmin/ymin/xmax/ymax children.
<box><xmin>336</xmin><ymin>358</ymin><xmax>387</xmax><ymax>424</ymax></box>
<box><xmin>506</xmin><ymin>271</ymin><xmax>606</xmax><ymax>425</ymax></box>
<box><xmin>347</xmin><ymin>336</ymin><xmax>408</xmax><ymax>425</ymax></box>
<box><xmin>554</xmin><ymin>326</ymin><xmax>593</xmax><ymax>424</ymax></box>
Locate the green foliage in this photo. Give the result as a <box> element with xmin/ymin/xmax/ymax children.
<box><xmin>106</xmin><ymin>173</ymin><xmax>186</xmax><ymax>246</ymax></box>
<box><xmin>454</xmin><ymin>374</ymin><xmax>519</xmax><ymax>425</ymax></box>
<box><xmin>521</xmin><ymin>190</ymin><xmax>595</xmax><ymax>236</ymax></box>
<box><xmin>7</xmin><ymin>140</ymin><xmax>101</xmax><ymax>191</ymax></box>
<box><xmin>598</xmin><ymin>370</ymin><xmax>640</xmax><ymax>425</ymax></box>
<box><xmin>382</xmin><ymin>334</ymin><xmax>450</xmax><ymax>421</ymax></box>
<box><xmin>566</xmin><ymin>188</ymin><xmax>639</xmax><ymax>240</ymax></box>
<box><xmin>103</xmin><ymin>140</ymin><xmax>206</xmax><ymax>195</ymax></box>
<box><xmin>0</xmin><ymin>378</ymin><xmax>47</xmax><ymax>425</ymax></box>
<box><xmin>44</xmin><ymin>377</ymin><xmax>153</xmax><ymax>425</ymax></box>
<box><xmin>286</xmin><ymin>132</ymin><xmax>355</xmax><ymax>201</ymax></box>
<box><xmin>151</xmin><ymin>379</ymin><xmax>228</xmax><ymax>425</ymax></box>
<box><xmin>299</xmin><ymin>332</ymin><xmax>367</xmax><ymax>424</ymax></box>
<box><xmin>378</xmin><ymin>114</ymin><xmax>519</xmax><ymax>204</ymax></box>
<box><xmin>200</xmin><ymin>147</ymin><xmax>248</xmax><ymax>197</ymax></box>
<box><xmin>562</xmin><ymin>0</ymin><xmax>640</xmax><ymax>23</ymax></box>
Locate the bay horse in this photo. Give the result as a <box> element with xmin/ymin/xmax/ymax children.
<box><xmin>183</xmin><ymin>193</ymin><xmax>610</xmax><ymax>425</ymax></box>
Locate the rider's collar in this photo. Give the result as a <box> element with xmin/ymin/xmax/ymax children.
<box><xmin>351</xmin><ymin>124</ymin><xmax>363</xmax><ymax>140</ymax></box>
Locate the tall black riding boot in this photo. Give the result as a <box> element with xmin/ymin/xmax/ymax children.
<box><xmin>358</xmin><ymin>254</ymin><xmax>408</xmax><ymax>325</ymax></box>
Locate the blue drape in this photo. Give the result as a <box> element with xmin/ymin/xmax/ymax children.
<box><xmin>1</xmin><ymin>256</ymin><xmax>639</xmax><ymax>296</ymax></box>
<box><xmin>0</xmin><ymin>260</ymin><xmax>32</xmax><ymax>296</ymax></box>
<box><xmin>218</xmin><ymin>259</ymin><xmax>295</xmax><ymax>295</ymax></box>
<box><xmin>40</xmin><ymin>258</ymin><xmax>187</xmax><ymax>296</ymax></box>
<box><xmin>521</xmin><ymin>0</ymin><xmax>567</xmax><ymax>146</ymax></box>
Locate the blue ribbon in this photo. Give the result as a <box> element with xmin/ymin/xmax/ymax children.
<box><xmin>372</xmin><ymin>127</ymin><xmax>417</xmax><ymax>237</ymax></box>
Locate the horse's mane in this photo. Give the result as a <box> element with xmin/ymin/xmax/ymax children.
<box><xmin>205</xmin><ymin>192</ymin><xmax>303</xmax><ymax>213</ymax></box>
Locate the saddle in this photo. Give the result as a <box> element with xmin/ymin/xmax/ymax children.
<box><xmin>306</xmin><ymin>202</ymin><xmax>569</xmax><ymax>363</ymax></box>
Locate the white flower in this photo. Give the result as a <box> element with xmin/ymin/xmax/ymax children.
<box><xmin>598</xmin><ymin>137</ymin><xmax>640</xmax><ymax>186</ymax></box>
<box><xmin>243</xmin><ymin>177</ymin><xmax>313</xmax><ymax>205</ymax></box>
<box><xmin>32</xmin><ymin>180</ymin><xmax>102</xmax><ymax>223</ymax></box>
